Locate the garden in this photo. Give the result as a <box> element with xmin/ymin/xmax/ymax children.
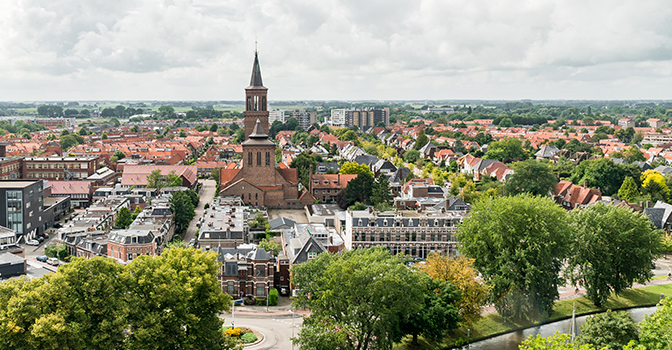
<box><xmin>223</xmin><ymin>326</ymin><xmax>259</xmax><ymax>345</ymax></box>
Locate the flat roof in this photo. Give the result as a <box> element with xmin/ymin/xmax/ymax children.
<box><xmin>0</xmin><ymin>180</ymin><xmax>40</xmax><ymax>188</ymax></box>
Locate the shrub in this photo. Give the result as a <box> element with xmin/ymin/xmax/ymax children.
<box><xmin>241</xmin><ymin>332</ymin><xmax>257</xmax><ymax>343</ymax></box>
<box><xmin>254</xmin><ymin>298</ymin><xmax>266</xmax><ymax>306</ymax></box>
<box><xmin>269</xmin><ymin>288</ymin><xmax>279</xmax><ymax>306</ymax></box>
<box><xmin>204</xmin><ymin>203</ymin><xmax>209</xmax><ymax>210</ymax></box>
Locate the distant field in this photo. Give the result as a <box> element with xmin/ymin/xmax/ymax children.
<box><xmin>16</xmin><ymin>108</ymin><xmax>37</xmax><ymax>113</ymax></box>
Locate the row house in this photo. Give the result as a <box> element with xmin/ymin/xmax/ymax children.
<box><xmin>345</xmin><ymin>207</ymin><xmax>466</xmax><ymax>259</ymax></box>
<box><xmin>22</xmin><ymin>156</ymin><xmax>98</xmax><ymax>181</ymax></box>
<box><xmin>215</xmin><ymin>246</ymin><xmax>275</xmax><ymax>299</ymax></box>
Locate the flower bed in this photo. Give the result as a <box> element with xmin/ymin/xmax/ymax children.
<box><xmin>222</xmin><ymin>326</ymin><xmax>258</xmax><ymax>344</ymax></box>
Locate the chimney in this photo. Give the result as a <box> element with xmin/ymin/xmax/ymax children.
<box><xmin>583</xmin><ymin>180</ymin><xmax>588</xmax><ymax>188</ymax></box>
<box><xmin>646</xmin><ymin>200</ymin><xmax>651</xmax><ymax>208</ymax></box>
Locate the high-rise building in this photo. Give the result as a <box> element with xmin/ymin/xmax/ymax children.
<box><xmin>287</xmin><ymin>110</ymin><xmax>316</xmax><ymax>130</ymax></box>
<box><xmin>269</xmin><ymin>109</ymin><xmax>285</xmax><ymax>125</ymax></box>
<box><xmin>329</xmin><ymin>107</ymin><xmax>390</xmax><ymax>128</ymax></box>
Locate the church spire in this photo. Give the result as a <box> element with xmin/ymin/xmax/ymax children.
<box><xmin>248</xmin><ymin>51</ymin><xmax>265</xmax><ymax>88</ymax></box>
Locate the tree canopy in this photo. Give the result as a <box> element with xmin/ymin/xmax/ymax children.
<box><xmin>568</xmin><ymin>158</ymin><xmax>641</xmax><ymax>196</ymax></box>
<box><xmin>456</xmin><ymin>194</ymin><xmax>570</xmax><ymax>320</ymax></box>
<box><xmin>0</xmin><ymin>248</ymin><xmax>234</xmax><ymax>350</ymax></box>
<box><xmin>575</xmin><ymin>310</ymin><xmax>639</xmax><ymax>349</ymax></box>
<box><xmin>339</xmin><ymin>161</ymin><xmax>373</xmax><ymax>176</ymax></box>
<box><xmin>291</xmin><ymin>247</ymin><xmax>460</xmax><ymax>350</ymax></box>
<box><xmin>566</xmin><ymin>203</ymin><xmax>662</xmax><ymax>306</ymax></box>
<box><xmin>483</xmin><ymin>138</ymin><xmax>528</xmax><ymax>163</ymax></box>
<box><xmin>503</xmin><ymin>159</ymin><xmax>557</xmax><ymax>196</ymax></box>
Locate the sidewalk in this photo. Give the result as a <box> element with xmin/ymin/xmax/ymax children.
<box><xmin>225</xmin><ymin>296</ymin><xmax>311</xmax><ymax>318</ymax></box>
<box><xmin>482</xmin><ymin>278</ymin><xmax>672</xmax><ymax>315</ymax></box>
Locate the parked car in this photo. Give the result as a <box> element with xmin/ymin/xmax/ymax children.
<box><xmin>36</xmin><ymin>255</ymin><xmax>48</xmax><ymax>262</ymax></box>
<box><xmin>279</xmin><ymin>287</ymin><xmax>289</xmax><ymax>296</ymax></box>
<box><xmin>53</xmin><ymin>223</ymin><xmax>62</xmax><ymax>228</ymax></box>
<box><xmin>47</xmin><ymin>258</ymin><xmax>60</xmax><ymax>266</ymax></box>
<box><xmin>36</xmin><ymin>236</ymin><xmax>44</xmax><ymax>243</ymax></box>
<box><xmin>26</xmin><ymin>239</ymin><xmax>39</xmax><ymax>246</ymax></box>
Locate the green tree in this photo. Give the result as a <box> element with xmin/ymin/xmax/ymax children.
<box><xmin>504</xmin><ymin>159</ymin><xmax>557</xmax><ymax>196</ymax></box>
<box><xmin>370</xmin><ymin>174</ymin><xmax>393</xmax><ymax>209</ymax></box>
<box><xmin>623</xmin><ymin>147</ymin><xmax>646</xmax><ymax>163</ymax></box>
<box><xmin>498</xmin><ymin>117</ymin><xmax>513</xmax><ymax>128</ymax></box>
<box><xmin>179</xmin><ymin>129</ymin><xmax>187</xmax><ymax>138</ymax></box>
<box><xmin>115</xmin><ymin>207</ymin><xmax>133</xmax><ymax>229</ymax></box>
<box><xmin>166</xmin><ymin>170</ymin><xmax>183</xmax><ymax>187</ymax></box>
<box><xmin>101</xmin><ymin>131</ymin><xmax>108</xmax><ymax>140</ymax></box>
<box><xmin>618</xmin><ymin>176</ymin><xmax>639</xmax><ymax>202</ymax></box>
<box><xmin>58</xmin><ymin>134</ymin><xmax>79</xmax><ymax>151</ymax></box>
<box><xmin>414</xmin><ymin>129</ymin><xmax>429</xmax><ymax>150</ymax></box>
<box><xmin>109</xmin><ymin>117</ymin><xmax>121</xmax><ymax>127</ymax></box>
<box><xmin>130</xmin><ymin>125</ymin><xmax>139</xmax><ymax>132</ymax></box>
<box><xmin>114</xmin><ymin>105</ymin><xmax>126</xmax><ymax>118</ymax></box>
<box><xmin>483</xmin><ymin>138</ymin><xmax>528</xmax><ymax>163</ymax></box>
<box><xmin>258</xmin><ymin>238</ymin><xmax>281</xmax><ymax>256</ymax></box>
<box><xmin>575</xmin><ymin>310</ymin><xmax>639</xmax><ymax>349</ymax></box>
<box><xmin>456</xmin><ymin>194</ymin><xmax>570</xmax><ymax>320</ymax></box>
<box><xmin>403</xmin><ymin>149</ymin><xmax>420</xmax><ymax>163</ymax></box>
<box><xmin>146</xmin><ymin>169</ymin><xmax>164</xmax><ymax>190</ymax></box>
<box><xmin>400</xmin><ymin>274</ymin><xmax>461</xmax><ymax>345</ymax></box>
<box><xmin>157</xmin><ymin>105</ymin><xmax>176</xmax><ymax>119</ymax></box>
<box><xmin>421</xmin><ymin>254</ymin><xmax>491</xmax><ymax>325</ymax></box>
<box><xmin>338</xmin><ymin>172</ymin><xmax>374</xmax><ymax>209</ymax></box>
<box><xmin>125</xmin><ymin>247</ymin><xmax>232</xmax><ymax>350</ymax></box>
<box><xmin>615</xmin><ymin>126</ymin><xmax>636</xmax><ymax>144</ymax></box>
<box><xmin>290</xmin><ymin>152</ymin><xmax>318</xmax><ymax>189</ymax></box>
<box><xmin>566</xmin><ymin>203</ymin><xmax>661</xmax><ymax>306</ymax></box>
<box><xmin>291</xmin><ymin>247</ymin><xmax>427</xmax><ymax>350</ymax></box>
<box><xmin>112</xmin><ymin>150</ymin><xmax>126</xmax><ymax>161</ymax></box>
<box><xmin>641</xmin><ymin>169</ymin><xmax>670</xmax><ymax>201</ymax></box>
<box><xmin>569</xmin><ymin>158</ymin><xmax>640</xmax><ymax>196</ymax></box>
<box><xmin>639</xmin><ymin>297</ymin><xmax>672</xmax><ymax>350</ymax></box>
<box><xmin>338</xmin><ymin>161</ymin><xmax>373</xmax><ymax>176</ymax></box>
<box><xmin>520</xmin><ymin>332</ymin><xmax>600</xmax><ymax>350</ymax></box>
<box><xmin>337</xmin><ymin>129</ymin><xmax>358</xmax><ymax>142</ymax></box>
<box><xmin>170</xmin><ymin>191</ymin><xmax>196</xmax><ymax>234</ymax></box>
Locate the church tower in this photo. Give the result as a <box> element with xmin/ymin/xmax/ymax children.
<box><xmin>244</xmin><ymin>52</ymin><xmax>269</xmax><ymax>140</ymax></box>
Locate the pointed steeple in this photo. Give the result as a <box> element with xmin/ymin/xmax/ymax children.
<box><xmin>248</xmin><ymin>51</ymin><xmax>265</xmax><ymax>88</ymax></box>
<box><xmin>249</xmin><ymin>118</ymin><xmax>268</xmax><ymax>138</ymax></box>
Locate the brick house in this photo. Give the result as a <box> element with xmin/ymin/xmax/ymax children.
<box><xmin>310</xmin><ymin>173</ymin><xmax>358</xmax><ymax>204</ymax></box>
<box><xmin>215</xmin><ymin>246</ymin><xmax>275</xmax><ymax>299</ymax></box>
<box><xmin>554</xmin><ymin>180</ymin><xmax>602</xmax><ymax>210</ymax></box>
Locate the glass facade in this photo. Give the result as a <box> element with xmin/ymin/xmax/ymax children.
<box><xmin>6</xmin><ymin>191</ymin><xmax>23</xmax><ymax>234</ymax></box>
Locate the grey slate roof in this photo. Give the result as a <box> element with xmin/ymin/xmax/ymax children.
<box><xmin>269</xmin><ymin>217</ymin><xmax>296</xmax><ymax>230</ymax></box>
<box><xmin>247</xmin><ymin>52</ymin><xmax>266</xmax><ymax>88</ymax></box>
<box><xmin>654</xmin><ymin>165</ymin><xmax>672</xmax><ymax>176</ymax></box>
<box><xmin>535</xmin><ymin>144</ymin><xmax>559</xmax><ymax>158</ymax></box>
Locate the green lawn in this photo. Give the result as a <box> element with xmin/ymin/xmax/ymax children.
<box><xmin>394</xmin><ymin>283</ymin><xmax>672</xmax><ymax>350</ymax></box>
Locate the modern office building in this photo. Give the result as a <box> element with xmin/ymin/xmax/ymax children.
<box><xmin>0</xmin><ymin>180</ymin><xmax>69</xmax><ymax>239</ymax></box>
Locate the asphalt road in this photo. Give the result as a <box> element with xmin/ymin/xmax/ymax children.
<box><xmin>183</xmin><ymin>179</ymin><xmax>217</xmax><ymax>243</ymax></box>
<box><xmin>224</xmin><ymin>314</ymin><xmax>303</xmax><ymax>350</ymax></box>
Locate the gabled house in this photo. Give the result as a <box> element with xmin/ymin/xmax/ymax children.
<box><xmin>554</xmin><ymin>180</ymin><xmax>602</xmax><ymax>210</ymax></box>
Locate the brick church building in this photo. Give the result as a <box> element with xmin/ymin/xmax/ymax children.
<box><xmin>219</xmin><ymin>52</ymin><xmax>315</xmax><ymax>208</ymax></box>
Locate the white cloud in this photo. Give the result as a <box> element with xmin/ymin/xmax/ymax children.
<box><xmin>0</xmin><ymin>0</ymin><xmax>671</xmax><ymax>101</ymax></box>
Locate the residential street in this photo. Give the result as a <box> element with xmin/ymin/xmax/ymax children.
<box><xmin>222</xmin><ymin>313</ymin><xmax>303</xmax><ymax>350</ymax></box>
<box><xmin>183</xmin><ymin>179</ymin><xmax>216</xmax><ymax>243</ymax></box>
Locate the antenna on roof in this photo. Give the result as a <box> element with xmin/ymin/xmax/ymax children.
<box><xmin>255</xmin><ymin>36</ymin><xmax>258</xmax><ymax>53</ymax></box>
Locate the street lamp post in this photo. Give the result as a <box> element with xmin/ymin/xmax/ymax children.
<box><xmin>291</xmin><ymin>308</ymin><xmax>295</xmax><ymax>350</ymax></box>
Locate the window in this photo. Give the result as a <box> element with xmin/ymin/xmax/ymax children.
<box><xmin>227</xmin><ymin>281</ymin><xmax>234</xmax><ymax>295</ymax></box>
<box><xmin>29</xmin><ymin>211</ymin><xmax>33</xmax><ymax>217</ymax></box>
<box><xmin>248</xmin><ymin>152</ymin><xmax>253</xmax><ymax>166</ymax></box>
<box><xmin>256</xmin><ymin>265</ymin><xmax>265</xmax><ymax>277</ymax></box>
<box><xmin>308</xmin><ymin>252</ymin><xmax>317</xmax><ymax>260</ymax></box>
<box><xmin>256</xmin><ymin>283</ymin><xmax>265</xmax><ymax>296</ymax></box>
<box><xmin>257</xmin><ymin>152</ymin><xmax>261</xmax><ymax>166</ymax></box>
<box><xmin>265</xmin><ymin>152</ymin><xmax>270</xmax><ymax>166</ymax></box>
<box><xmin>26</xmin><ymin>202</ymin><xmax>30</xmax><ymax>209</ymax></box>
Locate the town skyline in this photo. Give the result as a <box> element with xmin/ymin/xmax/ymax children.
<box><xmin>2</xmin><ymin>1</ymin><xmax>671</xmax><ymax>101</ymax></box>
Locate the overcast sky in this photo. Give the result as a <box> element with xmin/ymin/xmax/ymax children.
<box><xmin>1</xmin><ymin>0</ymin><xmax>672</xmax><ymax>102</ymax></box>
